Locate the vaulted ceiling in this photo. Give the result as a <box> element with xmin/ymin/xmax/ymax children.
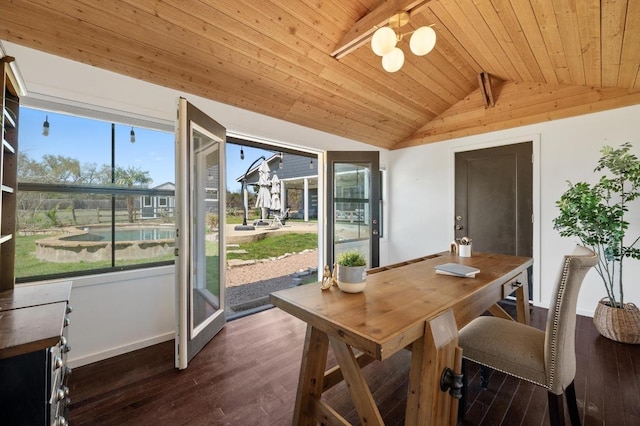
<box><xmin>1</xmin><ymin>0</ymin><xmax>639</xmax><ymax>150</ymax></box>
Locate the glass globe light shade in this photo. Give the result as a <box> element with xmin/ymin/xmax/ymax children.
<box><xmin>410</xmin><ymin>26</ymin><xmax>436</xmax><ymax>56</ymax></box>
<box><xmin>381</xmin><ymin>47</ymin><xmax>404</xmax><ymax>72</ymax></box>
<box><xmin>371</xmin><ymin>26</ymin><xmax>397</xmax><ymax>56</ymax></box>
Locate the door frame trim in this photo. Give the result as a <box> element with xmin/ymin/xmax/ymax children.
<box><xmin>449</xmin><ymin>134</ymin><xmax>541</xmax><ymax>305</ymax></box>
<box><xmin>188</xmin><ymin>121</ymin><xmax>226</xmax><ymax>338</ymax></box>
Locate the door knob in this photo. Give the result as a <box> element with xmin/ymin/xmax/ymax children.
<box><xmin>455</xmin><ymin>225</ymin><xmax>464</xmax><ymax>230</ymax></box>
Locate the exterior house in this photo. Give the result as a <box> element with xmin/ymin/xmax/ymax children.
<box><xmin>0</xmin><ymin>2</ymin><xmax>639</xmax><ymax>380</ymax></box>
<box><xmin>140</xmin><ymin>182</ymin><xmax>176</xmax><ymax>219</ymax></box>
<box><xmin>238</xmin><ymin>152</ymin><xmax>318</xmax><ymax>221</ymax></box>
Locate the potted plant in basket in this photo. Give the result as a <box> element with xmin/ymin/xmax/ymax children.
<box><xmin>336</xmin><ymin>250</ymin><xmax>367</xmax><ymax>293</ymax></box>
<box><xmin>553</xmin><ymin>142</ymin><xmax>640</xmax><ymax>344</ymax></box>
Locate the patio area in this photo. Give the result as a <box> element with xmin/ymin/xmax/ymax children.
<box><xmin>226</xmin><ymin>219</ymin><xmax>318</xmax><ymax>244</ymax></box>
<box><xmin>224</xmin><ymin>220</ymin><xmax>319</xmax><ymax>317</ymax></box>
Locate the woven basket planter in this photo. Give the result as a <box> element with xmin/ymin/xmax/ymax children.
<box><xmin>593</xmin><ymin>299</ymin><xmax>640</xmax><ymax>344</ymax></box>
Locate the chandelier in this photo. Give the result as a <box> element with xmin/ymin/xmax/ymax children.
<box><xmin>370</xmin><ymin>11</ymin><xmax>436</xmax><ymax>73</ymax></box>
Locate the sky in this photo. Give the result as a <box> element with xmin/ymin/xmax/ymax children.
<box><xmin>19</xmin><ymin>107</ymin><xmax>275</xmax><ymax>192</ymax></box>
<box><xmin>225</xmin><ymin>144</ymin><xmax>280</xmax><ymax>192</ymax></box>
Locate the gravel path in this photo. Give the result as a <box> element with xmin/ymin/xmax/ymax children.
<box><xmin>226</xmin><ymin>249</ymin><xmax>318</xmax><ymax>287</ymax></box>
<box><xmin>225</xmin><ymin>249</ymin><xmax>319</xmax><ymax>315</ymax></box>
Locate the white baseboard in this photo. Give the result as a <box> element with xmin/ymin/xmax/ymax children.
<box><xmin>532</xmin><ymin>300</ymin><xmax>595</xmax><ymax>318</ymax></box>
<box><xmin>67</xmin><ymin>332</ymin><xmax>175</xmax><ymax>368</ymax></box>
<box><xmin>576</xmin><ymin>307</ymin><xmax>595</xmax><ymax>318</ymax></box>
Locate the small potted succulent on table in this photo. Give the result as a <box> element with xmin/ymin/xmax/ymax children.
<box><xmin>336</xmin><ymin>250</ymin><xmax>367</xmax><ymax>293</ymax></box>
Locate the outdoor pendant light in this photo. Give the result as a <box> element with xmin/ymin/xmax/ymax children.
<box><xmin>130</xmin><ymin>127</ymin><xmax>136</xmax><ymax>143</ymax></box>
<box><xmin>42</xmin><ymin>115</ymin><xmax>50</xmax><ymax>136</ymax></box>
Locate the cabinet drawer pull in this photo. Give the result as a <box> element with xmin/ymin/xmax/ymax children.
<box><xmin>54</xmin><ymin>356</ymin><xmax>64</xmax><ymax>369</ymax></box>
<box><xmin>56</xmin><ymin>388</ymin><xmax>66</xmax><ymax>402</ymax></box>
<box><xmin>55</xmin><ymin>415</ymin><xmax>68</xmax><ymax>426</ymax></box>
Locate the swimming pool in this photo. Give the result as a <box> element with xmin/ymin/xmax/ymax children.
<box><xmin>62</xmin><ymin>227</ymin><xmax>175</xmax><ymax>242</ymax></box>
<box><xmin>35</xmin><ymin>225</ymin><xmax>176</xmax><ymax>263</ymax></box>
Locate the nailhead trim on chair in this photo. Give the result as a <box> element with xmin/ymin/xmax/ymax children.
<box><xmin>547</xmin><ymin>256</ymin><xmax>572</xmax><ymax>391</ymax></box>
<box><xmin>465</xmin><ymin>358</ymin><xmax>549</xmax><ymax>389</ymax></box>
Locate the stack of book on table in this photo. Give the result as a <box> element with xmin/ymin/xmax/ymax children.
<box><xmin>434</xmin><ymin>263</ymin><xmax>480</xmax><ymax>278</ymax></box>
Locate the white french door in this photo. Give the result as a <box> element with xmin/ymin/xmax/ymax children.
<box><xmin>175</xmin><ymin>98</ymin><xmax>226</xmax><ymax>369</ymax></box>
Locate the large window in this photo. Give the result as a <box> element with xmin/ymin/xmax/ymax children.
<box><xmin>16</xmin><ymin>107</ymin><xmax>175</xmax><ymax>282</ymax></box>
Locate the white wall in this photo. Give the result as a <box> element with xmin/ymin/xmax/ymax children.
<box><xmin>64</xmin><ymin>267</ymin><xmax>174</xmax><ymax>368</ymax></box>
<box><xmin>388</xmin><ymin>104</ymin><xmax>640</xmax><ymax>317</ymax></box>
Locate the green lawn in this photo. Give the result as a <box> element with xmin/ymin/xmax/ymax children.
<box><xmin>14</xmin><ymin>234</ymin><xmax>174</xmax><ymax>279</ymax></box>
<box><xmin>226</xmin><ymin>233</ymin><xmax>317</xmax><ymax>261</ymax></box>
<box><xmin>15</xmin><ymin>231</ymin><xmax>317</xmax><ymax>280</ymax></box>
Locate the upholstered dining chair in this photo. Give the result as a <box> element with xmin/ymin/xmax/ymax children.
<box><xmin>458</xmin><ymin>245</ymin><xmax>597</xmax><ymax>426</ymax></box>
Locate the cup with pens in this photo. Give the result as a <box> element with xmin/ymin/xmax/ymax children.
<box><xmin>458</xmin><ymin>237</ymin><xmax>472</xmax><ymax>257</ymax></box>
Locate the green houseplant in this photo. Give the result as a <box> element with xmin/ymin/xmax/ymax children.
<box><xmin>336</xmin><ymin>250</ymin><xmax>367</xmax><ymax>293</ymax></box>
<box><xmin>553</xmin><ymin>143</ymin><xmax>640</xmax><ymax>343</ymax></box>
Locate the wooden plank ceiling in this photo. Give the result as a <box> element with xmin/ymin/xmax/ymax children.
<box><xmin>1</xmin><ymin>0</ymin><xmax>639</xmax><ymax>150</ymax></box>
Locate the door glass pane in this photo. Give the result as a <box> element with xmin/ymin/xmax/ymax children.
<box><xmin>191</xmin><ymin>128</ymin><xmax>221</xmax><ymax>332</ymax></box>
<box><xmin>333</xmin><ymin>163</ymin><xmax>370</xmax><ymax>267</ymax></box>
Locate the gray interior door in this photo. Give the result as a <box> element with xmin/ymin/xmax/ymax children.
<box><xmin>455</xmin><ymin>142</ymin><xmax>533</xmax><ymax>257</ymax></box>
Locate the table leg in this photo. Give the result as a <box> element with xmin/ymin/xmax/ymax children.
<box><xmin>487</xmin><ymin>303</ymin><xmax>516</xmax><ymax>321</ymax></box>
<box><xmin>406</xmin><ymin>309</ymin><xmax>460</xmax><ymax>426</ymax></box>
<box><xmin>328</xmin><ymin>336</ymin><xmax>384</xmax><ymax>426</ymax></box>
<box><xmin>515</xmin><ymin>272</ymin><xmax>530</xmax><ymax>325</ymax></box>
<box><xmin>449</xmin><ymin>346</ymin><xmax>463</xmax><ymax>426</ymax></box>
<box><xmin>293</xmin><ymin>324</ymin><xmax>329</xmax><ymax>425</ymax></box>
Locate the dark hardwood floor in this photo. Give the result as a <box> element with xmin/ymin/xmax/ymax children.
<box><xmin>68</xmin><ymin>304</ymin><xmax>640</xmax><ymax>425</ymax></box>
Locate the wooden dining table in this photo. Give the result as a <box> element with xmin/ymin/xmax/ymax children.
<box><xmin>269</xmin><ymin>251</ymin><xmax>533</xmax><ymax>426</ymax></box>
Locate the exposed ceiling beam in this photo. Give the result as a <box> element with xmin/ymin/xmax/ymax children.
<box><xmin>478</xmin><ymin>72</ymin><xmax>495</xmax><ymax>108</ymax></box>
<box><xmin>331</xmin><ymin>0</ymin><xmax>432</xmax><ymax>60</ymax></box>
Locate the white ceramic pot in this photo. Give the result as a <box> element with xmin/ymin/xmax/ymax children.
<box><xmin>459</xmin><ymin>244</ymin><xmax>472</xmax><ymax>257</ymax></box>
<box><xmin>337</xmin><ymin>265</ymin><xmax>367</xmax><ymax>293</ymax></box>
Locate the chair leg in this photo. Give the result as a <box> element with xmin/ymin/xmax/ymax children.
<box><xmin>458</xmin><ymin>359</ymin><xmax>468</xmax><ymax>422</ymax></box>
<box><xmin>565</xmin><ymin>381</ymin><xmax>581</xmax><ymax>426</ymax></box>
<box><xmin>547</xmin><ymin>391</ymin><xmax>566</xmax><ymax>426</ymax></box>
<box><xmin>480</xmin><ymin>365</ymin><xmax>490</xmax><ymax>389</ymax></box>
